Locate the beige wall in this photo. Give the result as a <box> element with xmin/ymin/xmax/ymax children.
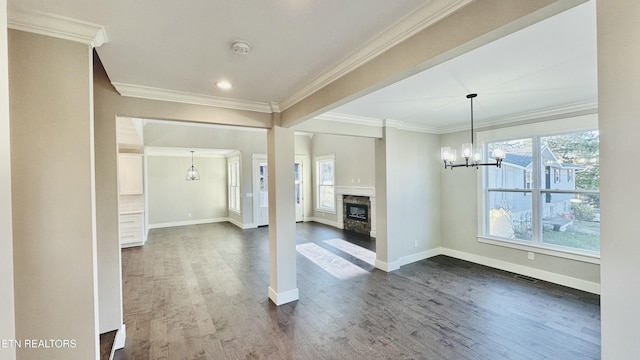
<box><xmin>310</xmin><ymin>133</ymin><xmax>376</xmax><ymax>222</ymax></box>
<box><xmin>0</xmin><ymin>1</ymin><xmax>16</xmax><ymax>359</ymax></box>
<box><xmin>375</xmin><ymin>128</ymin><xmax>441</xmax><ymax>268</ymax></box>
<box><xmin>147</xmin><ymin>156</ymin><xmax>228</xmax><ymax>225</ymax></box>
<box><xmin>9</xmin><ymin>30</ymin><xmax>98</xmax><ymax>359</ymax></box>
<box><xmin>597</xmin><ymin>0</ymin><xmax>640</xmax><ymax>358</ymax></box>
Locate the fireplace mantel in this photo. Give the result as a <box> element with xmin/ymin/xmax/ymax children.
<box><xmin>335</xmin><ymin>186</ymin><xmax>376</xmax><ymax>237</ymax></box>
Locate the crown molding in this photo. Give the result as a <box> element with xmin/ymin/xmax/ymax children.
<box><xmin>383</xmin><ymin>119</ymin><xmax>440</xmax><ymax>134</ymax></box>
<box><xmin>314</xmin><ymin>112</ymin><xmax>383</xmax><ymax>127</ymax></box>
<box><xmin>439</xmin><ymin>100</ymin><xmax>599</xmax><ymax>134</ymax></box>
<box><xmin>112</xmin><ymin>83</ymin><xmax>274</xmax><ymax>113</ymax></box>
<box><xmin>316</xmin><ymin>112</ymin><xmax>439</xmax><ymax>134</ymax></box>
<box><xmin>144</xmin><ymin>146</ymin><xmax>233</xmax><ymax>158</ymax></box>
<box><xmin>279</xmin><ymin>0</ymin><xmax>473</xmax><ymax>111</ymax></box>
<box><xmin>142</xmin><ymin>118</ymin><xmax>268</xmax><ymax>132</ymax></box>
<box><xmin>7</xmin><ymin>8</ymin><xmax>108</xmax><ymax>47</ymax></box>
<box><xmin>316</xmin><ymin>100</ymin><xmax>598</xmax><ymax>135</ymax></box>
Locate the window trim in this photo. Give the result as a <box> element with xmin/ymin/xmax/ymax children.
<box><xmin>315</xmin><ymin>154</ymin><xmax>336</xmax><ymax>213</ymax></box>
<box><xmin>227</xmin><ymin>155</ymin><xmax>241</xmax><ymax>214</ymax></box>
<box><xmin>476</xmin><ymin>114</ymin><xmax>599</xmax><ymax>261</ymax></box>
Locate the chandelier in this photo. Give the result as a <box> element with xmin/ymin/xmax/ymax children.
<box><xmin>440</xmin><ymin>93</ymin><xmax>505</xmax><ymax>169</ymax></box>
<box><xmin>186</xmin><ymin>150</ymin><xmax>200</xmax><ymax>180</ymax></box>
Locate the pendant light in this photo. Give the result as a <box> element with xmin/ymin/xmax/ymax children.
<box><xmin>441</xmin><ymin>93</ymin><xmax>505</xmax><ymax>169</ymax></box>
<box><xmin>186</xmin><ymin>150</ymin><xmax>200</xmax><ymax>180</ymax></box>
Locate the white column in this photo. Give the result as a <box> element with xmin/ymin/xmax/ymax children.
<box><xmin>374</xmin><ymin>126</ymin><xmax>401</xmax><ymax>271</ymax></box>
<box><xmin>597</xmin><ymin>1</ymin><xmax>640</xmax><ymax>359</ymax></box>
<box><xmin>267</xmin><ymin>125</ymin><xmax>299</xmax><ymax>305</ymax></box>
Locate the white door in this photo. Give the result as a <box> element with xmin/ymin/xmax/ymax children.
<box><xmin>253</xmin><ymin>155</ymin><xmax>269</xmax><ymax>227</ymax></box>
<box><xmin>294</xmin><ymin>157</ymin><xmax>304</xmax><ymax>222</ymax></box>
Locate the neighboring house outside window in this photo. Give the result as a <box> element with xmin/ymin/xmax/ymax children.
<box><xmin>479</xmin><ymin>118</ymin><xmax>600</xmax><ymax>258</ymax></box>
<box><xmin>315</xmin><ymin>154</ymin><xmax>335</xmax><ymax>212</ymax></box>
<box><xmin>228</xmin><ymin>156</ymin><xmax>241</xmax><ymax>213</ymax></box>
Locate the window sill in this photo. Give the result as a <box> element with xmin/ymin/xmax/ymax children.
<box><xmin>315</xmin><ymin>208</ymin><xmax>336</xmax><ymax>215</ymax></box>
<box><xmin>477</xmin><ymin>236</ymin><xmax>600</xmax><ymax>264</ymax></box>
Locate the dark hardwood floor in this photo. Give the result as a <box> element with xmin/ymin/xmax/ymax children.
<box><xmin>114</xmin><ymin>222</ymin><xmax>600</xmax><ymax>360</ymax></box>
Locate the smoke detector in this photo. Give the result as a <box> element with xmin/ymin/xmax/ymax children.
<box><xmin>232</xmin><ymin>41</ymin><xmax>251</xmax><ymax>55</ymax></box>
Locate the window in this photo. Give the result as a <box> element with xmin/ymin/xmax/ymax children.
<box><xmin>228</xmin><ymin>157</ymin><xmax>241</xmax><ymax>213</ymax></box>
<box><xmin>524</xmin><ymin>171</ymin><xmax>532</xmax><ymax>189</ymax></box>
<box><xmin>481</xmin><ymin>124</ymin><xmax>600</xmax><ymax>257</ymax></box>
<box><xmin>554</xmin><ymin>168</ymin><xmax>561</xmax><ymax>183</ymax></box>
<box><xmin>316</xmin><ymin>155</ymin><xmax>335</xmax><ymax>212</ymax></box>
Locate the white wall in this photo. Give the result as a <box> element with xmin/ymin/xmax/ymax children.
<box><xmin>147</xmin><ymin>155</ymin><xmax>228</xmax><ymax>225</ymax></box>
<box><xmin>597</xmin><ymin>0</ymin><xmax>640</xmax><ymax>358</ymax></box>
<box><xmin>440</xmin><ymin>129</ymin><xmax>600</xmax><ymax>286</ymax></box>
<box><xmin>0</xmin><ymin>1</ymin><xmax>16</xmax><ymax>359</ymax></box>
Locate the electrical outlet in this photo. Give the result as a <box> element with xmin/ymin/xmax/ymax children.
<box><xmin>414</xmin><ymin>240</ymin><xmax>418</xmax><ymax>247</ymax></box>
<box><xmin>188</xmin><ymin>213</ymin><xmax>192</xmax><ymax>218</ymax></box>
<box><xmin>527</xmin><ymin>252</ymin><xmax>535</xmax><ymax>260</ymax></box>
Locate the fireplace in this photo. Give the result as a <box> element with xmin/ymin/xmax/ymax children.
<box><xmin>343</xmin><ymin>195</ymin><xmax>371</xmax><ymax>235</ymax></box>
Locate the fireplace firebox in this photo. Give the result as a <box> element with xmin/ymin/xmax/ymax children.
<box><xmin>346</xmin><ymin>203</ymin><xmax>368</xmax><ymax>222</ymax></box>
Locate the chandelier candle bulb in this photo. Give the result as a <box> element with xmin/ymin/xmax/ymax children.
<box><xmin>474</xmin><ymin>148</ymin><xmax>482</xmax><ymax>162</ymax></box>
<box><xmin>462</xmin><ymin>143</ymin><xmax>473</xmax><ymax>158</ymax></box>
<box><xmin>440</xmin><ymin>147</ymin><xmax>449</xmax><ymax>161</ymax></box>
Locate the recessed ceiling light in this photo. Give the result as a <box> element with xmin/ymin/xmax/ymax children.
<box><xmin>216</xmin><ymin>81</ymin><xmax>232</xmax><ymax>90</ymax></box>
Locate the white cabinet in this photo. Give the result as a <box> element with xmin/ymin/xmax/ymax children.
<box><xmin>118</xmin><ymin>153</ymin><xmax>143</xmax><ymax>195</ymax></box>
<box><xmin>120</xmin><ymin>212</ymin><xmax>144</xmax><ymax>247</ymax></box>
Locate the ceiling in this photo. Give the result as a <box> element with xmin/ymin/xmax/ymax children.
<box><xmin>330</xmin><ymin>0</ymin><xmax>597</xmax><ymax>133</ymax></box>
<box><xmin>8</xmin><ymin>0</ymin><xmax>597</xmax><ymax>134</ymax></box>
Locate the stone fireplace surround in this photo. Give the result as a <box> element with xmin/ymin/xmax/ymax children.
<box><xmin>336</xmin><ymin>186</ymin><xmax>376</xmax><ymax>237</ymax></box>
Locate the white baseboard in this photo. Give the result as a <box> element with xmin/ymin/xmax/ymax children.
<box><xmin>440</xmin><ymin>248</ymin><xmax>601</xmax><ymax>294</ymax></box>
<box><xmin>228</xmin><ymin>218</ymin><xmax>257</xmax><ymax>229</ymax></box>
<box><xmin>148</xmin><ymin>217</ymin><xmax>229</xmax><ymax>229</ymax></box>
<box><xmin>371</xmin><ymin>246</ymin><xmax>599</xmax><ymax>294</ymax></box>
<box><xmin>308</xmin><ymin>217</ymin><xmax>340</xmax><ymax>229</ymax></box>
<box><xmin>375</xmin><ymin>259</ymin><xmax>400</xmax><ymax>272</ymax></box>
<box><xmin>114</xmin><ymin>324</ymin><xmax>126</xmax><ymax>350</ymax></box>
<box><xmin>399</xmin><ymin>247</ymin><xmax>443</xmax><ymax>267</ymax></box>
<box><xmin>268</xmin><ymin>286</ymin><xmax>299</xmax><ymax>305</ymax></box>
<box><xmin>120</xmin><ymin>241</ymin><xmax>143</xmax><ymax>249</ymax></box>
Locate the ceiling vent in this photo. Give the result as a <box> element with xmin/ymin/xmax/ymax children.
<box><xmin>232</xmin><ymin>41</ymin><xmax>251</xmax><ymax>55</ymax></box>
